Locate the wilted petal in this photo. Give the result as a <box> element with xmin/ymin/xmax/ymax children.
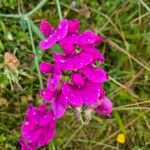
<box><xmin>80</xmin><ymin>65</ymin><xmax>108</xmax><ymax>83</ymax></box>
<box><xmin>96</xmin><ymin>97</ymin><xmax>113</xmax><ymax>116</ymax></box>
<box><xmin>39</xmin><ymin>19</ymin><xmax>68</xmax><ymax>50</ymax></box>
<box><xmin>62</xmin><ymin>82</ymin><xmax>83</xmax><ymax>106</ymax></box>
<box><xmin>68</xmin><ymin>19</ymin><xmax>79</xmax><ymax>34</ymax></box>
<box><xmin>39</xmin><ymin>62</ymin><xmax>53</xmax><ymax>74</ymax></box>
<box><xmin>40</xmin><ymin>88</ymin><xmax>54</xmax><ymax>101</ymax></box>
<box><xmin>83</xmin><ymin>47</ymin><xmax>105</xmax><ymax>62</ymax></box>
<box><xmin>54</xmin><ymin>51</ymin><xmax>93</xmax><ymax>71</ymax></box>
<box><xmin>77</xmin><ymin>30</ymin><xmax>103</xmax><ymax>46</ymax></box>
<box><xmin>40</xmin><ymin>20</ymin><xmax>53</xmax><ymax>37</ymax></box>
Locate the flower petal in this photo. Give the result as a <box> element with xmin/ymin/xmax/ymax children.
<box><xmin>62</xmin><ymin>82</ymin><xmax>83</xmax><ymax>106</ymax></box>
<box><xmin>83</xmin><ymin>47</ymin><xmax>105</xmax><ymax>62</ymax></box>
<box><xmin>39</xmin><ymin>19</ymin><xmax>68</xmax><ymax>50</ymax></box>
<box><xmin>68</xmin><ymin>19</ymin><xmax>79</xmax><ymax>34</ymax></box>
<box><xmin>54</xmin><ymin>51</ymin><xmax>93</xmax><ymax>71</ymax></box>
<box><xmin>59</xmin><ymin>35</ymin><xmax>78</xmax><ymax>55</ymax></box>
<box><xmin>52</xmin><ymin>93</ymin><xmax>68</xmax><ymax>119</ymax></box>
<box><xmin>19</xmin><ymin>138</ymin><xmax>36</xmax><ymax>150</ymax></box>
<box><xmin>38</xmin><ymin>112</ymin><xmax>53</xmax><ymax>126</ymax></box>
<box><xmin>82</xmin><ymin>80</ymin><xmax>103</xmax><ymax>105</ymax></box>
<box><xmin>22</xmin><ymin>127</ymin><xmax>42</xmax><ymax>143</ymax></box>
<box><xmin>96</xmin><ymin>97</ymin><xmax>113</xmax><ymax>116</ymax></box>
<box><xmin>77</xmin><ymin>30</ymin><xmax>103</xmax><ymax>46</ymax></box>
<box><xmin>71</xmin><ymin>73</ymin><xmax>84</xmax><ymax>87</ymax></box>
<box><xmin>40</xmin><ymin>20</ymin><xmax>53</xmax><ymax>37</ymax></box>
<box><xmin>47</xmin><ymin>65</ymin><xmax>61</xmax><ymax>91</ymax></box>
<box><xmin>39</xmin><ymin>62</ymin><xmax>53</xmax><ymax>74</ymax></box>
<box><xmin>37</xmin><ymin>120</ymin><xmax>56</xmax><ymax>146</ymax></box>
<box><xmin>26</xmin><ymin>105</ymin><xmax>39</xmax><ymax>122</ymax></box>
<box><xmin>40</xmin><ymin>88</ymin><xmax>54</xmax><ymax>101</ymax></box>
<box><xmin>80</xmin><ymin>65</ymin><xmax>108</xmax><ymax>83</ymax></box>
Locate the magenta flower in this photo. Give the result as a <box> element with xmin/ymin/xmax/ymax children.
<box><xmin>20</xmin><ymin>104</ymin><xmax>56</xmax><ymax>149</ymax></box>
<box><xmin>39</xmin><ymin>61</ymin><xmax>53</xmax><ymax>74</ymax></box>
<box><xmin>54</xmin><ymin>51</ymin><xmax>94</xmax><ymax>71</ymax></box>
<box><xmin>82</xmin><ymin>46</ymin><xmax>105</xmax><ymax>62</ymax></box>
<box><xmin>39</xmin><ymin>19</ymin><xmax>68</xmax><ymax>50</ymax></box>
<box><xmin>20</xmin><ymin>18</ymin><xmax>113</xmax><ymax>150</ymax></box>
<box><xmin>80</xmin><ymin>65</ymin><xmax>108</xmax><ymax>83</ymax></box>
<box><xmin>62</xmin><ymin>73</ymin><xmax>104</xmax><ymax>106</ymax></box>
<box><xmin>19</xmin><ymin>138</ymin><xmax>36</xmax><ymax>150</ymax></box>
<box><xmin>40</xmin><ymin>89</ymin><xmax>68</xmax><ymax>119</ymax></box>
<box><xmin>96</xmin><ymin>97</ymin><xmax>113</xmax><ymax>116</ymax></box>
<box><xmin>39</xmin><ymin>62</ymin><xmax>61</xmax><ymax>92</ymax></box>
<box><xmin>77</xmin><ymin>30</ymin><xmax>103</xmax><ymax>46</ymax></box>
<box><xmin>40</xmin><ymin>20</ymin><xmax>54</xmax><ymax>37</ymax></box>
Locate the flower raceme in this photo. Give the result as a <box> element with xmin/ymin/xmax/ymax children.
<box><xmin>20</xmin><ymin>18</ymin><xmax>113</xmax><ymax>149</ymax></box>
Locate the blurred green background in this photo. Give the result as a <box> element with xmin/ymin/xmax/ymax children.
<box><xmin>0</xmin><ymin>0</ymin><xmax>150</xmax><ymax>149</ymax></box>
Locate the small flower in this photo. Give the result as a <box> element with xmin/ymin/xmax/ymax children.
<box><xmin>96</xmin><ymin>97</ymin><xmax>113</xmax><ymax>116</ymax></box>
<box><xmin>20</xmin><ymin>104</ymin><xmax>56</xmax><ymax>149</ymax></box>
<box><xmin>117</xmin><ymin>133</ymin><xmax>125</xmax><ymax>144</ymax></box>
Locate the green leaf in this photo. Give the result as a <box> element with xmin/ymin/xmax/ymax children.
<box><xmin>114</xmin><ymin>111</ymin><xmax>126</xmax><ymax>133</ymax></box>
<box><xmin>0</xmin><ymin>40</ymin><xmax>4</xmax><ymax>51</ymax></box>
<box><xmin>48</xmin><ymin>142</ymin><xmax>55</xmax><ymax>150</ymax></box>
<box><xmin>0</xmin><ymin>20</ymin><xmax>7</xmax><ymax>38</ymax></box>
<box><xmin>30</xmin><ymin>19</ymin><xmax>44</xmax><ymax>40</ymax></box>
<box><xmin>0</xmin><ymin>74</ymin><xmax>9</xmax><ymax>87</ymax></box>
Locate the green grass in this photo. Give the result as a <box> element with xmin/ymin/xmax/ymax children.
<box><xmin>0</xmin><ymin>0</ymin><xmax>150</xmax><ymax>149</ymax></box>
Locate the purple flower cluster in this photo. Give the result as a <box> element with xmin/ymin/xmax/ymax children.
<box><xmin>19</xmin><ymin>18</ymin><xmax>113</xmax><ymax>150</ymax></box>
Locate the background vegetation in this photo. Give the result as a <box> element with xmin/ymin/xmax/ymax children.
<box><xmin>0</xmin><ymin>0</ymin><xmax>150</xmax><ymax>149</ymax></box>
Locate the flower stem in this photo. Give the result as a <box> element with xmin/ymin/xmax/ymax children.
<box><xmin>55</xmin><ymin>0</ymin><xmax>63</xmax><ymax>20</ymax></box>
<box><xmin>26</xmin><ymin>0</ymin><xmax>48</xmax><ymax>17</ymax></box>
<box><xmin>26</xmin><ymin>18</ymin><xmax>43</xmax><ymax>88</ymax></box>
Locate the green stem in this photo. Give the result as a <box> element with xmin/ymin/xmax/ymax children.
<box><xmin>26</xmin><ymin>18</ymin><xmax>43</xmax><ymax>88</ymax></box>
<box><xmin>139</xmin><ymin>0</ymin><xmax>150</xmax><ymax>12</ymax></box>
<box><xmin>55</xmin><ymin>0</ymin><xmax>62</xmax><ymax>20</ymax></box>
<box><xmin>0</xmin><ymin>13</ymin><xmax>21</xmax><ymax>18</ymax></box>
<box><xmin>26</xmin><ymin>0</ymin><xmax>48</xmax><ymax>17</ymax></box>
